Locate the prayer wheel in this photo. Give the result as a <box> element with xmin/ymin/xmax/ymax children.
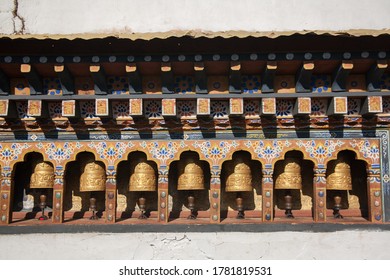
<box><xmin>80</xmin><ymin>161</ymin><xmax>106</xmax><ymax>192</ymax></box>
<box><xmin>177</xmin><ymin>154</ymin><xmax>204</xmax><ymax>219</ymax></box>
<box><xmin>177</xmin><ymin>155</ymin><xmax>205</xmax><ymax>191</ymax></box>
<box><xmin>30</xmin><ymin>161</ymin><xmax>54</xmax><ymax>189</ymax></box>
<box><xmin>30</xmin><ymin>161</ymin><xmax>54</xmax><ymax>221</ymax></box>
<box><xmin>274</xmin><ymin>157</ymin><xmax>302</xmax><ymax>218</ymax></box>
<box><xmin>327</xmin><ymin>158</ymin><xmax>353</xmax><ymax>219</ymax></box>
<box><xmin>129</xmin><ymin>158</ymin><xmax>157</xmax><ymax>192</ymax></box>
<box><xmin>129</xmin><ymin>158</ymin><xmax>157</xmax><ymax>219</ymax></box>
<box><xmin>225</xmin><ymin>156</ymin><xmax>252</xmax><ymax>219</ymax></box>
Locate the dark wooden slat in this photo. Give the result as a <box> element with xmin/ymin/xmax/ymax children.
<box><xmin>90</xmin><ymin>64</ymin><xmax>108</xmax><ymax>95</ymax></box>
<box><xmin>161</xmin><ymin>63</ymin><xmax>174</xmax><ymax>94</ymax></box>
<box><xmin>21</xmin><ymin>64</ymin><xmax>43</xmax><ymax>95</ymax></box>
<box><xmin>54</xmin><ymin>64</ymin><xmax>75</xmax><ymax>95</ymax></box>
<box><xmin>229</xmin><ymin>61</ymin><xmax>241</xmax><ymax>93</ymax></box>
<box><xmin>0</xmin><ymin>69</ymin><xmax>10</xmax><ymax>95</ymax></box>
<box><xmin>332</xmin><ymin>61</ymin><xmax>353</xmax><ymax>92</ymax></box>
<box><xmin>295</xmin><ymin>62</ymin><xmax>314</xmax><ymax>93</ymax></box>
<box><xmin>261</xmin><ymin>61</ymin><xmax>277</xmax><ymax>93</ymax></box>
<box><xmin>366</xmin><ymin>60</ymin><xmax>388</xmax><ymax>92</ymax></box>
<box><xmin>126</xmin><ymin>63</ymin><xmax>142</xmax><ymax>94</ymax></box>
<box><xmin>194</xmin><ymin>62</ymin><xmax>207</xmax><ymax>94</ymax></box>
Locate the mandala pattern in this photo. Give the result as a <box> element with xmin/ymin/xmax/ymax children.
<box><xmin>36</xmin><ymin>142</ymin><xmax>83</xmax><ymax>164</ymax></box>
<box><xmin>48</xmin><ymin>102</ymin><xmax>62</xmax><ymax>118</ymax></box>
<box><xmin>43</xmin><ymin>78</ymin><xmax>62</xmax><ymax>95</ymax></box>
<box><xmin>383</xmin><ymin>97</ymin><xmax>390</xmax><ymax>114</ymax></box>
<box><xmin>241</xmin><ymin>75</ymin><xmax>261</xmax><ymax>93</ymax></box>
<box><xmin>211</xmin><ymin>100</ymin><xmax>229</xmax><ymax>118</ymax></box>
<box><xmin>0</xmin><ymin>143</ymin><xmax>31</xmax><ymax>166</ymax></box>
<box><xmin>379</xmin><ymin>73</ymin><xmax>390</xmax><ymax>91</ymax></box>
<box><xmin>276</xmin><ymin>100</ymin><xmax>294</xmax><ymax>117</ymax></box>
<box><xmin>140</xmin><ymin>141</ymin><xmax>186</xmax><ymax>165</ymax></box>
<box><xmin>347</xmin><ymin>98</ymin><xmax>361</xmax><ymax>115</ymax></box>
<box><xmin>177</xmin><ymin>100</ymin><xmax>196</xmax><ymax>118</ymax></box>
<box><xmin>80</xmin><ymin>101</ymin><xmax>96</xmax><ymax>118</ymax></box>
<box><xmin>144</xmin><ymin>100</ymin><xmax>162</xmax><ymax>118</ymax></box>
<box><xmin>245</xmin><ymin>140</ymin><xmax>291</xmax><ymax>165</ymax></box>
<box><xmin>88</xmin><ymin>141</ymin><xmax>135</xmax><ymax>166</ymax></box>
<box><xmin>107</xmin><ymin>76</ymin><xmax>129</xmax><ymax>94</ymax></box>
<box><xmin>193</xmin><ymin>141</ymin><xmax>238</xmax><ymax>166</ymax></box>
<box><xmin>16</xmin><ymin>102</ymin><xmax>30</xmax><ymax>119</ymax></box>
<box><xmin>310</xmin><ymin>99</ymin><xmax>327</xmax><ymax>116</ymax></box>
<box><xmin>311</xmin><ymin>75</ymin><xmax>331</xmax><ymax>93</ymax></box>
<box><xmin>349</xmin><ymin>140</ymin><xmax>380</xmax><ymax>164</ymax></box>
<box><xmin>244</xmin><ymin>99</ymin><xmax>260</xmax><ymax>117</ymax></box>
<box><xmin>296</xmin><ymin>140</ymin><xmax>345</xmax><ymax>164</ymax></box>
<box><xmin>112</xmin><ymin>101</ymin><xmax>130</xmax><ymax>118</ymax></box>
<box><xmin>174</xmin><ymin>76</ymin><xmax>194</xmax><ymax>94</ymax></box>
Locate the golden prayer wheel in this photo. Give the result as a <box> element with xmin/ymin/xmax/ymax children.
<box><xmin>80</xmin><ymin>160</ymin><xmax>106</xmax><ymax>192</ymax></box>
<box><xmin>326</xmin><ymin>160</ymin><xmax>352</xmax><ymax>191</ymax></box>
<box><xmin>129</xmin><ymin>158</ymin><xmax>157</xmax><ymax>192</ymax></box>
<box><xmin>177</xmin><ymin>155</ymin><xmax>205</xmax><ymax>190</ymax></box>
<box><xmin>225</xmin><ymin>157</ymin><xmax>252</xmax><ymax>192</ymax></box>
<box><xmin>30</xmin><ymin>161</ymin><xmax>54</xmax><ymax>189</ymax></box>
<box><xmin>274</xmin><ymin>158</ymin><xmax>302</xmax><ymax>190</ymax></box>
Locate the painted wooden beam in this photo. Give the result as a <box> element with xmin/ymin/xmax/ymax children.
<box><xmin>20</xmin><ymin>64</ymin><xmax>43</xmax><ymax>95</ymax></box>
<box><xmin>229</xmin><ymin>61</ymin><xmax>241</xmax><ymax>93</ymax></box>
<box><xmin>0</xmin><ymin>69</ymin><xmax>10</xmax><ymax>95</ymax></box>
<box><xmin>295</xmin><ymin>61</ymin><xmax>314</xmax><ymax>93</ymax></box>
<box><xmin>62</xmin><ymin>100</ymin><xmax>80</xmax><ymax>117</ymax></box>
<box><xmin>332</xmin><ymin>61</ymin><xmax>353</xmax><ymax>92</ymax></box>
<box><xmin>126</xmin><ymin>63</ymin><xmax>142</xmax><ymax>94</ymax></box>
<box><xmin>327</xmin><ymin>97</ymin><xmax>348</xmax><ymax>115</ymax></box>
<box><xmin>293</xmin><ymin>97</ymin><xmax>311</xmax><ymax>115</ymax></box>
<box><xmin>161</xmin><ymin>63</ymin><xmax>174</xmax><ymax>94</ymax></box>
<box><xmin>89</xmin><ymin>64</ymin><xmax>108</xmax><ymax>95</ymax></box>
<box><xmin>261</xmin><ymin>61</ymin><xmax>277</xmax><ymax>93</ymax></box>
<box><xmin>366</xmin><ymin>60</ymin><xmax>388</xmax><ymax>92</ymax></box>
<box><xmin>194</xmin><ymin>62</ymin><xmax>207</xmax><ymax>94</ymax></box>
<box><xmin>54</xmin><ymin>64</ymin><xmax>75</xmax><ymax>95</ymax></box>
<box><xmin>361</xmin><ymin>96</ymin><xmax>383</xmax><ymax>115</ymax></box>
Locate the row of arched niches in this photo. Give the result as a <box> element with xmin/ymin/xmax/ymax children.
<box><xmin>10</xmin><ymin>149</ymin><xmax>370</xmax><ymax>223</ymax></box>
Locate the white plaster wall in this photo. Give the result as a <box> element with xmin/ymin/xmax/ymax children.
<box><xmin>0</xmin><ymin>0</ymin><xmax>390</xmax><ymax>36</ymax></box>
<box><xmin>1</xmin><ymin>231</ymin><xmax>390</xmax><ymax>259</ymax></box>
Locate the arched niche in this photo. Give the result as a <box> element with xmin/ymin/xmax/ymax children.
<box><xmin>220</xmin><ymin>150</ymin><xmax>262</xmax><ymax>220</ymax></box>
<box><xmin>11</xmin><ymin>152</ymin><xmax>54</xmax><ymax>219</ymax></box>
<box><xmin>325</xmin><ymin>150</ymin><xmax>368</xmax><ymax>218</ymax></box>
<box><xmin>63</xmin><ymin>152</ymin><xmax>106</xmax><ymax>220</ymax></box>
<box><xmin>116</xmin><ymin>151</ymin><xmax>158</xmax><ymax>220</ymax></box>
<box><xmin>273</xmin><ymin>150</ymin><xmax>314</xmax><ymax>218</ymax></box>
<box><xmin>168</xmin><ymin>151</ymin><xmax>211</xmax><ymax>220</ymax></box>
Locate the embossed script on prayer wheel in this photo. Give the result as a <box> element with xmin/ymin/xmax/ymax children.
<box><xmin>326</xmin><ymin>160</ymin><xmax>352</xmax><ymax>190</ymax></box>
<box><xmin>80</xmin><ymin>161</ymin><xmax>106</xmax><ymax>192</ymax></box>
<box><xmin>275</xmin><ymin>158</ymin><xmax>302</xmax><ymax>190</ymax></box>
<box><xmin>177</xmin><ymin>156</ymin><xmax>204</xmax><ymax>190</ymax></box>
<box><xmin>225</xmin><ymin>157</ymin><xmax>252</xmax><ymax>192</ymax></box>
<box><xmin>30</xmin><ymin>161</ymin><xmax>54</xmax><ymax>189</ymax></box>
<box><xmin>129</xmin><ymin>159</ymin><xmax>157</xmax><ymax>192</ymax></box>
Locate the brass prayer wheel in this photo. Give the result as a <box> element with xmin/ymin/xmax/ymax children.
<box><xmin>30</xmin><ymin>161</ymin><xmax>54</xmax><ymax>189</ymax></box>
<box><xmin>225</xmin><ymin>157</ymin><xmax>252</xmax><ymax>192</ymax></box>
<box><xmin>177</xmin><ymin>155</ymin><xmax>205</xmax><ymax>190</ymax></box>
<box><xmin>326</xmin><ymin>160</ymin><xmax>352</xmax><ymax>191</ymax></box>
<box><xmin>80</xmin><ymin>161</ymin><xmax>106</xmax><ymax>192</ymax></box>
<box><xmin>275</xmin><ymin>158</ymin><xmax>302</xmax><ymax>190</ymax></box>
<box><xmin>129</xmin><ymin>158</ymin><xmax>157</xmax><ymax>192</ymax></box>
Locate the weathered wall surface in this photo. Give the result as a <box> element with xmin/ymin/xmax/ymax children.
<box><xmin>0</xmin><ymin>0</ymin><xmax>390</xmax><ymax>37</ymax></box>
<box><xmin>1</xmin><ymin>231</ymin><xmax>390</xmax><ymax>259</ymax></box>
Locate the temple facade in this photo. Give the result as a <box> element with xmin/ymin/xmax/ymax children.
<box><xmin>0</xmin><ymin>33</ymin><xmax>389</xmax><ymax>226</ymax></box>
<box><xmin>0</xmin><ymin>0</ymin><xmax>390</xmax><ymax>227</ymax></box>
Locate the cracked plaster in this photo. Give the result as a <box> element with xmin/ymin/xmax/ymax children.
<box><xmin>1</xmin><ymin>231</ymin><xmax>390</xmax><ymax>260</ymax></box>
